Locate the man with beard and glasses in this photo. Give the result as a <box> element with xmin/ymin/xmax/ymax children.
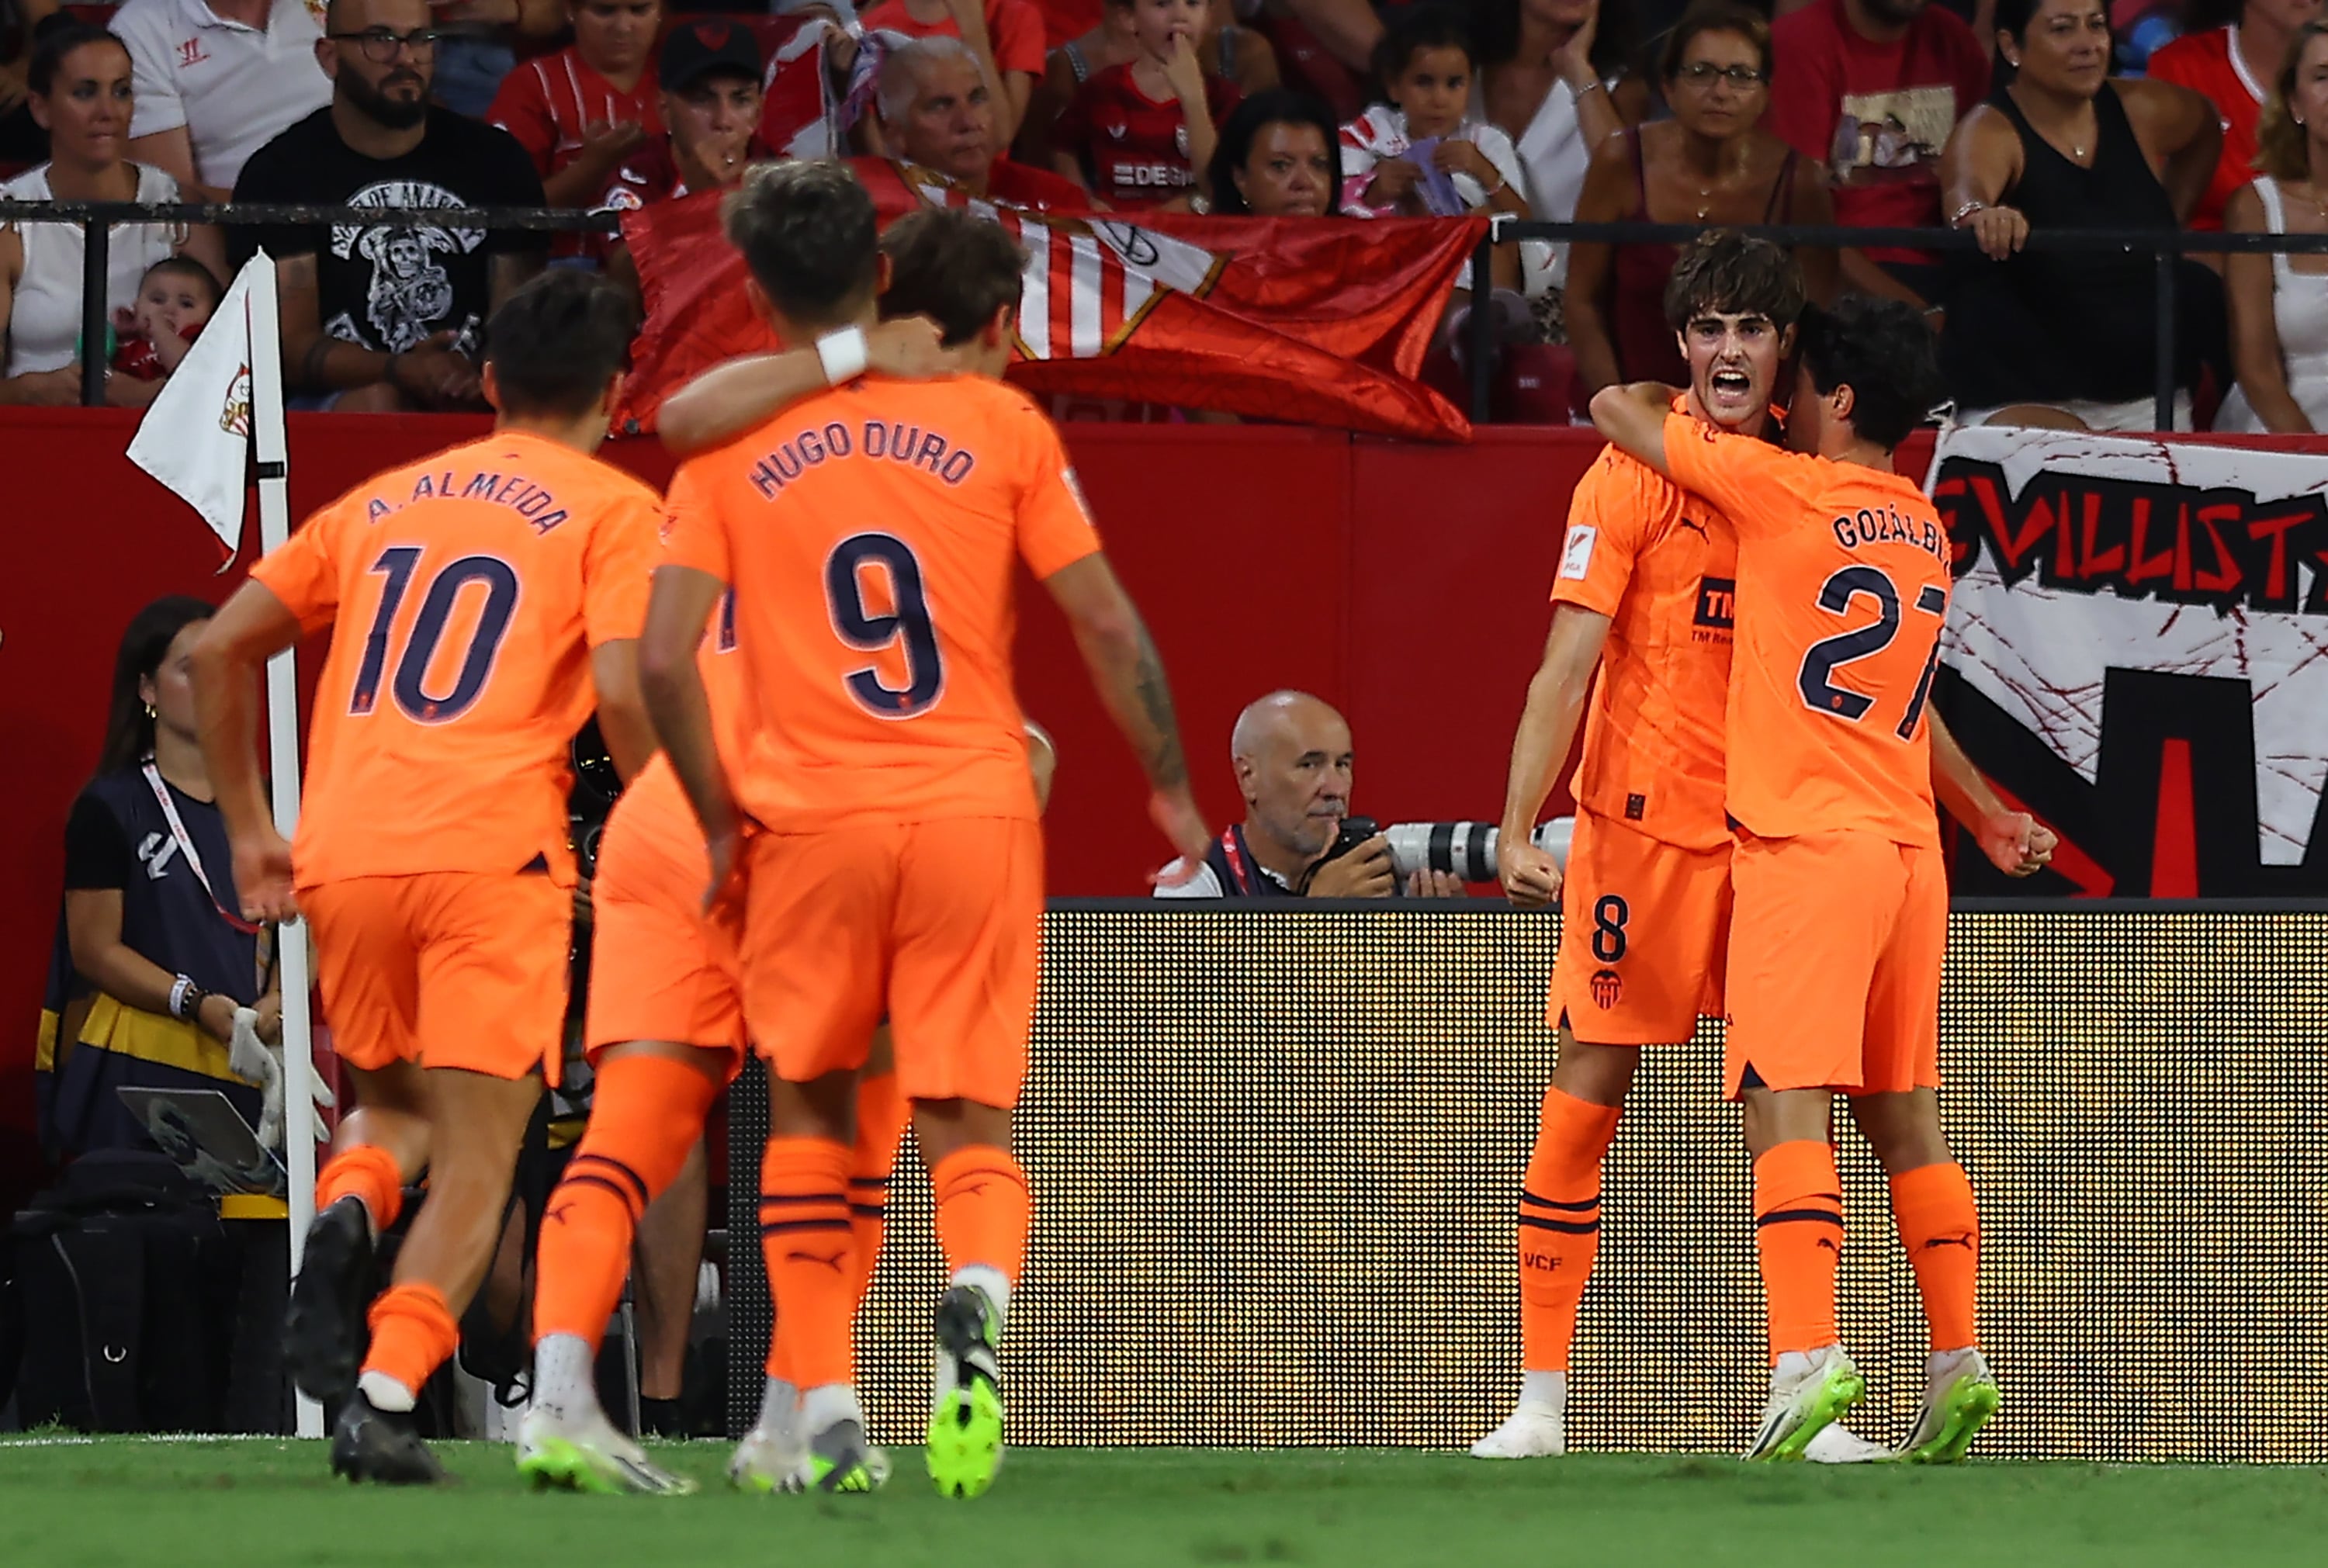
<box><xmin>1768</xmin><ymin>0</ymin><xmax>1990</xmax><ymax>311</ymax></box>
<box><xmin>1473</xmin><ymin>230</ymin><xmax>2046</xmax><ymax>1463</ymax></box>
<box><xmin>234</xmin><ymin>0</ymin><xmax>548</xmax><ymax>412</ymax></box>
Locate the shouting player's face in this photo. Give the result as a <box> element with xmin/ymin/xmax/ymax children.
<box><xmin>1678</xmin><ymin>309</ymin><xmax>1788</xmax><ymax>433</ymax></box>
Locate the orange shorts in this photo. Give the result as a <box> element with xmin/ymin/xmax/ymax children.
<box><xmin>1546</xmin><ymin>808</ymin><xmax>1730</xmax><ymax>1045</ymax></box>
<box><xmin>584</xmin><ymin>783</ymin><xmax>746</xmax><ymax>1071</ymax></box>
<box><xmin>1723</xmin><ymin>831</ymin><xmax>1945</xmax><ymax>1099</ymax></box>
<box><xmin>304</xmin><ymin>870</ymin><xmax>570</xmax><ymax>1083</ymax></box>
<box><xmin>736</xmin><ymin>815</ymin><xmax>1041</xmax><ymax>1110</ymax></box>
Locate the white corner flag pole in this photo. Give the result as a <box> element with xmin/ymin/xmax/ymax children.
<box><xmin>244</xmin><ymin>253</ymin><xmax>324</xmax><ymax>1441</ymax></box>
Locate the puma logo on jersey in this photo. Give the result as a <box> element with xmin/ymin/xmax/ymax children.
<box><xmin>137</xmin><ymin>832</ymin><xmax>181</xmax><ymax>881</ymax></box>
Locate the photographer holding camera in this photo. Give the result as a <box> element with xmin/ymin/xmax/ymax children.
<box><xmin>1153</xmin><ymin>690</ymin><xmax>1467</xmax><ymax>900</ymax></box>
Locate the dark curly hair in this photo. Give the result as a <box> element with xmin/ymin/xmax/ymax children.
<box><xmin>1798</xmin><ymin>296</ymin><xmax>1945</xmax><ymax>452</ymax></box>
<box><xmin>1663</xmin><ymin>229</ymin><xmax>1807</xmax><ymax>330</ymax></box>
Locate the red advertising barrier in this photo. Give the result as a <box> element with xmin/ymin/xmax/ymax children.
<box><xmin>3</xmin><ymin>407</ymin><xmax>2196</xmax><ymax>1197</ymax></box>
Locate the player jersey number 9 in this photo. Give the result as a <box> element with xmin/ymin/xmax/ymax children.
<box><xmin>826</xmin><ymin>531</ymin><xmax>944</xmax><ymax>718</ymax></box>
<box><xmin>349</xmin><ymin>545</ymin><xmax>521</xmax><ymax>724</ymax></box>
<box><xmin>1795</xmin><ymin>565</ymin><xmax>1946</xmax><ymax>740</ymax></box>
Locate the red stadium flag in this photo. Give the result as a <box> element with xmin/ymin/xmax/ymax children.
<box><xmin>615</xmin><ymin>167</ymin><xmax>1484</xmax><ymax>441</ymax></box>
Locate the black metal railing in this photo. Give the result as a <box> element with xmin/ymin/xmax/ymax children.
<box><xmin>3</xmin><ymin>200</ymin><xmax>2319</xmax><ymax>430</ymax></box>
<box><xmin>1467</xmin><ymin>217</ymin><xmax>2328</xmax><ymax>431</ymax></box>
<box><xmin>0</xmin><ymin>201</ymin><xmax>615</xmax><ymax>407</ymax></box>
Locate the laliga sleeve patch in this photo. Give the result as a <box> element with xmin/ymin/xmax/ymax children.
<box><xmin>1558</xmin><ymin>523</ymin><xmax>1598</xmax><ymax>581</ymax></box>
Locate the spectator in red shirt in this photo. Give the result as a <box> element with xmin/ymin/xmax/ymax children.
<box><xmin>861</xmin><ymin>0</ymin><xmax>1048</xmax><ymax>140</ymax></box>
<box><xmin>489</xmin><ymin>0</ymin><xmax>666</xmax><ymax>213</ymax></box>
<box><xmin>872</xmin><ymin>34</ymin><xmax>1091</xmax><ymax>206</ymax></box>
<box><xmin>1050</xmin><ymin>0</ymin><xmax>1240</xmax><ymax>208</ymax></box>
<box><xmin>1769</xmin><ymin>0</ymin><xmax>1990</xmax><ymax>308</ymax></box>
<box><xmin>2147</xmin><ymin>0</ymin><xmax>2323</xmax><ymax>234</ymax></box>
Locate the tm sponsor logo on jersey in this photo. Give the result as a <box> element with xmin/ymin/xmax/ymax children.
<box><xmin>1693</xmin><ymin>575</ymin><xmax>1736</xmax><ymax>633</ymax></box>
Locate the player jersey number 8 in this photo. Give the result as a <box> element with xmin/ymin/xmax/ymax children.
<box><xmin>827</xmin><ymin>531</ymin><xmax>945</xmax><ymax>718</ymax></box>
<box><xmin>1796</xmin><ymin>565</ymin><xmax>1946</xmax><ymax>741</ymax></box>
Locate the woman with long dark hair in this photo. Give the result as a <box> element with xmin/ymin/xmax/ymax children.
<box><xmin>0</xmin><ymin>20</ymin><xmax>227</xmax><ymax>407</ymax></box>
<box><xmin>36</xmin><ymin>596</ymin><xmax>278</xmax><ymax>1158</ymax></box>
<box><xmin>1937</xmin><ymin>0</ymin><xmax>2225</xmax><ymax>428</ymax></box>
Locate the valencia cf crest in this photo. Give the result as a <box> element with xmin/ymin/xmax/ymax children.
<box><xmin>1589</xmin><ymin>967</ymin><xmax>1621</xmax><ymax>1009</ymax></box>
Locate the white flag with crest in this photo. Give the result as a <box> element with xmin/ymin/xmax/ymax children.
<box><xmin>126</xmin><ymin>251</ymin><xmax>271</xmax><ymax>558</ymax></box>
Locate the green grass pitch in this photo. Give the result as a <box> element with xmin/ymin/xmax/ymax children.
<box><xmin>4</xmin><ymin>1438</ymin><xmax>2326</xmax><ymax>1566</ymax></box>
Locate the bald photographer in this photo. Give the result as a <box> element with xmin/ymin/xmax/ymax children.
<box><xmin>1153</xmin><ymin>691</ymin><xmax>1469</xmax><ymax>900</ymax></box>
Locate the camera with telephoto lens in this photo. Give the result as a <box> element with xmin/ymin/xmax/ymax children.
<box><xmin>1382</xmin><ymin>819</ymin><xmax>1574</xmax><ymax>884</ymax></box>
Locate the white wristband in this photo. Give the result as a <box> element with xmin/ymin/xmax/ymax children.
<box><xmin>816</xmin><ymin>326</ymin><xmax>868</xmax><ymax>386</ymax></box>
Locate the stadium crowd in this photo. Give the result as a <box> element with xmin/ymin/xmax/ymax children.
<box><xmin>1</xmin><ymin>0</ymin><xmax>2323</xmax><ymax>428</ymax></box>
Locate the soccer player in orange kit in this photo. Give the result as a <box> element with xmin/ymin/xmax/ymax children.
<box><xmin>1591</xmin><ymin>293</ymin><xmax>2053</xmax><ymax>1463</ymax></box>
<box><xmin>1480</xmin><ymin>235</ymin><xmax>2047</xmax><ymax>1464</ymax></box>
<box><xmin>513</xmin><ymin>228</ymin><xmax>1010</xmax><ymax>1500</ymax></box>
<box><xmin>639</xmin><ymin>167</ymin><xmax>1210</xmax><ymax>1496</ymax></box>
<box><xmin>189</xmin><ymin>271</ymin><xmax>663</xmax><ymax>1483</ymax></box>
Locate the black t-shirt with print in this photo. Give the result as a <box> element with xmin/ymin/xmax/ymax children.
<box><xmin>232</xmin><ymin>106</ymin><xmax>548</xmax><ymax>358</ymax></box>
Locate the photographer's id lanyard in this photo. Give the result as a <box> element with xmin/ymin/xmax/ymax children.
<box><xmin>1219</xmin><ymin>826</ymin><xmax>1260</xmax><ymax>896</ymax></box>
<box><xmin>144</xmin><ymin>760</ymin><xmax>265</xmax><ymax>936</ymax></box>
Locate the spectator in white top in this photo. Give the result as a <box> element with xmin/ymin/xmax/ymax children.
<box><xmin>113</xmin><ymin>0</ymin><xmax>331</xmax><ymax>200</ymax></box>
<box><xmin>1</xmin><ymin>22</ymin><xmax>227</xmax><ymax>405</ymax></box>
<box><xmin>1339</xmin><ymin>5</ymin><xmax>1532</xmax><ymax>303</ymax></box>
<box><xmin>1154</xmin><ymin>691</ymin><xmax>1465</xmax><ymax>900</ymax></box>
<box><xmin>1471</xmin><ymin>0</ymin><xmax>1643</xmax><ymax>303</ymax></box>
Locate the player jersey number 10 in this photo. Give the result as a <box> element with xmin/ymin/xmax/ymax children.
<box><xmin>1796</xmin><ymin>564</ymin><xmax>1947</xmax><ymax>741</ymax></box>
<box><xmin>350</xmin><ymin>547</ymin><xmax>519</xmax><ymax>724</ymax></box>
<box><xmin>827</xmin><ymin>531</ymin><xmax>944</xmax><ymax>719</ymax></box>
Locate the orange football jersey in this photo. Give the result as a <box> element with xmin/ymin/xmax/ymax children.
<box><xmin>1661</xmin><ymin>413</ymin><xmax>1949</xmax><ymax>848</ymax></box>
<box><xmin>1552</xmin><ymin>440</ymin><xmax>1736</xmax><ymax>851</ymax></box>
<box><xmin>605</xmin><ymin>592</ymin><xmax>753</xmax><ymax>856</ymax></box>
<box><xmin>660</xmin><ymin>373</ymin><xmax>1101</xmax><ymax>831</ymax></box>
<box><xmin>252</xmin><ymin>430</ymin><xmax>661</xmax><ymax>887</ymax></box>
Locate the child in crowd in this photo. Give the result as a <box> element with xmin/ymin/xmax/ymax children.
<box><xmin>1339</xmin><ymin>6</ymin><xmax>1531</xmax><ymax>308</ymax></box>
<box><xmin>109</xmin><ymin>256</ymin><xmax>221</xmax><ymax>382</ymax></box>
<box><xmin>1048</xmin><ymin>0</ymin><xmax>1240</xmax><ymax>210</ymax></box>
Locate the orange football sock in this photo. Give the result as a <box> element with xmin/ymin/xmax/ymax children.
<box><xmin>361</xmin><ymin>1282</ymin><xmax>456</xmax><ymax>1404</ymax></box>
<box><xmin>1754</xmin><ymin>1140</ymin><xmax>1844</xmax><ymax>1362</ymax></box>
<box><xmin>316</xmin><ymin>1144</ymin><xmax>404</xmax><ymax>1232</ymax></box>
<box><xmin>760</xmin><ymin>1137</ymin><xmax>854</xmax><ymax>1390</ymax></box>
<box><xmin>930</xmin><ymin>1144</ymin><xmax>1032</xmax><ymax>1289</ymax></box>
<box><xmin>1890</xmin><ymin>1161</ymin><xmax>1981</xmax><ymax>1352</ymax></box>
<box><xmin>1517</xmin><ymin>1088</ymin><xmax>1623</xmax><ymax>1372</ymax></box>
<box><xmin>846</xmin><ymin>1072</ymin><xmax>910</xmax><ymax>1324</ymax></box>
<box><xmin>532</xmin><ymin>1053</ymin><xmax>722</xmax><ymax>1348</ymax></box>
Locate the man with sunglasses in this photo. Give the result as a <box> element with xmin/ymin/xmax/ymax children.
<box><xmin>231</xmin><ymin>0</ymin><xmax>546</xmax><ymax>412</ymax></box>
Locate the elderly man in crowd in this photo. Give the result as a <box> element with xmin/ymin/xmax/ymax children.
<box><xmin>871</xmin><ymin>34</ymin><xmax>1089</xmax><ymax>208</ymax></box>
<box><xmin>1155</xmin><ymin>690</ymin><xmax>1464</xmax><ymax>900</ymax></box>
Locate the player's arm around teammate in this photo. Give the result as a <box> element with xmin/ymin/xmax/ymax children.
<box><xmin>643</xmin><ymin>178</ymin><xmax>1207</xmax><ymax>1496</ymax></box>
<box><xmin>1478</xmin><ymin>231</ymin><xmax>1820</xmax><ymax>1462</ymax></box>
<box><xmin>1594</xmin><ymin>298</ymin><xmax>2006</xmax><ymax>1465</ymax></box>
